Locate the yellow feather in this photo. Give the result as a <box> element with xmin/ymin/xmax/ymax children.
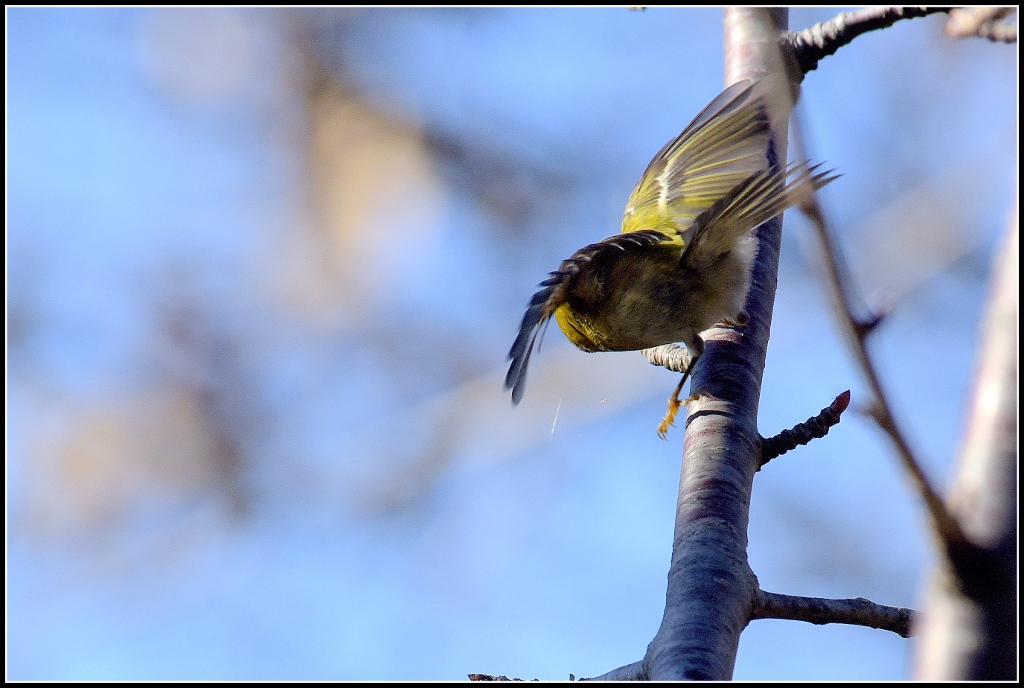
<box><xmin>622</xmin><ymin>80</ymin><xmax>771</xmax><ymax>238</ymax></box>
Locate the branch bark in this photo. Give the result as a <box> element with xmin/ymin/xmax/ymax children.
<box><xmin>753</xmin><ymin>589</ymin><xmax>915</xmax><ymax>638</ymax></box>
<box><xmin>638</xmin><ymin>9</ymin><xmax>793</xmax><ymax>681</ymax></box>
<box><xmin>759</xmin><ymin>390</ymin><xmax>850</xmax><ymax>468</ymax></box>
<box><xmin>785</xmin><ymin>7</ymin><xmax>950</xmax><ymax>75</ymax></box>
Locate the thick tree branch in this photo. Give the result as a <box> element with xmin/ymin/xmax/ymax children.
<box><xmin>753</xmin><ymin>589</ymin><xmax>916</xmax><ymax>638</ymax></box>
<box><xmin>638</xmin><ymin>9</ymin><xmax>794</xmax><ymax>681</ymax></box>
<box><xmin>914</xmin><ymin>208</ymin><xmax>1018</xmax><ymax>680</ymax></box>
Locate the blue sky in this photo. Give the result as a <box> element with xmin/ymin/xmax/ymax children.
<box><xmin>6</xmin><ymin>7</ymin><xmax>1017</xmax><ymax>680</ymax></box>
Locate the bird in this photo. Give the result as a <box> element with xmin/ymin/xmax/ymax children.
<box><xmin>505</xmin><ymin>79</ymin><xmax>836</xmax><ymax>436</ymax></box>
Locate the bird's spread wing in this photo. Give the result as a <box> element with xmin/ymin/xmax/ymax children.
<box><xmin>621</xmin><ymin>79</ymin><xmax>772</xmax><ymax>237</ymax></box>
<box><xmin>681</xmin><ymin>162</ymin><xmax>839</xmax><ymax>269</ymax></box>
<box><xmin>505</xmin><ymin>230</ymin><xmax>669</xmax><ymax>404</ymax></box>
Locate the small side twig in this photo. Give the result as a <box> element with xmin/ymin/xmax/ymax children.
<box><xmin>784</xmin><ymin>7</ymin><xmax>950</xmax><ymax>75</ymax></box>
<box><xmin>753</xmin><ymin>589</ymin><xmax>916</xmax><ymax>638</ymax></box>
<box><xmin>758</xmin><ymin>390</ymin><xmax>850</xmax><ymax>469</ymax></box>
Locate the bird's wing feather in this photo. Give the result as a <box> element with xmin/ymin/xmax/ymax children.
<box><xmin>682</xmin><ymin>162</ymin><xmax>839</xmax><ymax>269</ymax></box>
<box><xmin>622</xmin><ymin>79</ymin><xmax>772</xmax><ymax>237</ymax></box>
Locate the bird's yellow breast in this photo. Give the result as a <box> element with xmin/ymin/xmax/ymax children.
<box><xmin>554</xmin><ymin>303</ymin><xmax>607</xmax><ymax>352</ymax></box>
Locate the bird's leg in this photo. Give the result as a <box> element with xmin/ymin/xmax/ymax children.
<box><xmin>657</xmin><ymin>371</ymin><xmax>689</xmax><ymax>440</ymax></box>
<box><xmin>657</xmin><ymin>339</ymin><xmax>703</xmax><ymax>440</ymax></box>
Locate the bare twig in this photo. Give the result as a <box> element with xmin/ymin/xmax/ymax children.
<box><xmin>788</xmin><ymin>15</ymin><xmax>1016</xmax><ymax>677</ymax></box>
<box><xmin>798</xmin><ymin>197</ymin><xmax>968</xmax><ymax>554</ymax></box>
<box><xmin>753</xmin><ymin>589</ymin><xmax>916</xmax><ymax>638</ymax></box>
<box><xmin>758</xmin><ymin>390</ymin><xmax>850</xmax><ymax>468</ymax></box>
<box><xmin>785</xmin><ymin>7</ymin><xmax>950</xmax><ymax>75</ymax></box>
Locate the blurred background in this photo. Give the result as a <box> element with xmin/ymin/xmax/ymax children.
<box><xmin>6</xmin><ymin>7</ymin><xmax>1017</xmax><ymax>680</ymax></box>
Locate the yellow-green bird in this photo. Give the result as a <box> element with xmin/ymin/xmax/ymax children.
<box><xmin>505</xmin><ymin>79</ymin><xmax>835</xmax><ymax>428</ymax></box>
